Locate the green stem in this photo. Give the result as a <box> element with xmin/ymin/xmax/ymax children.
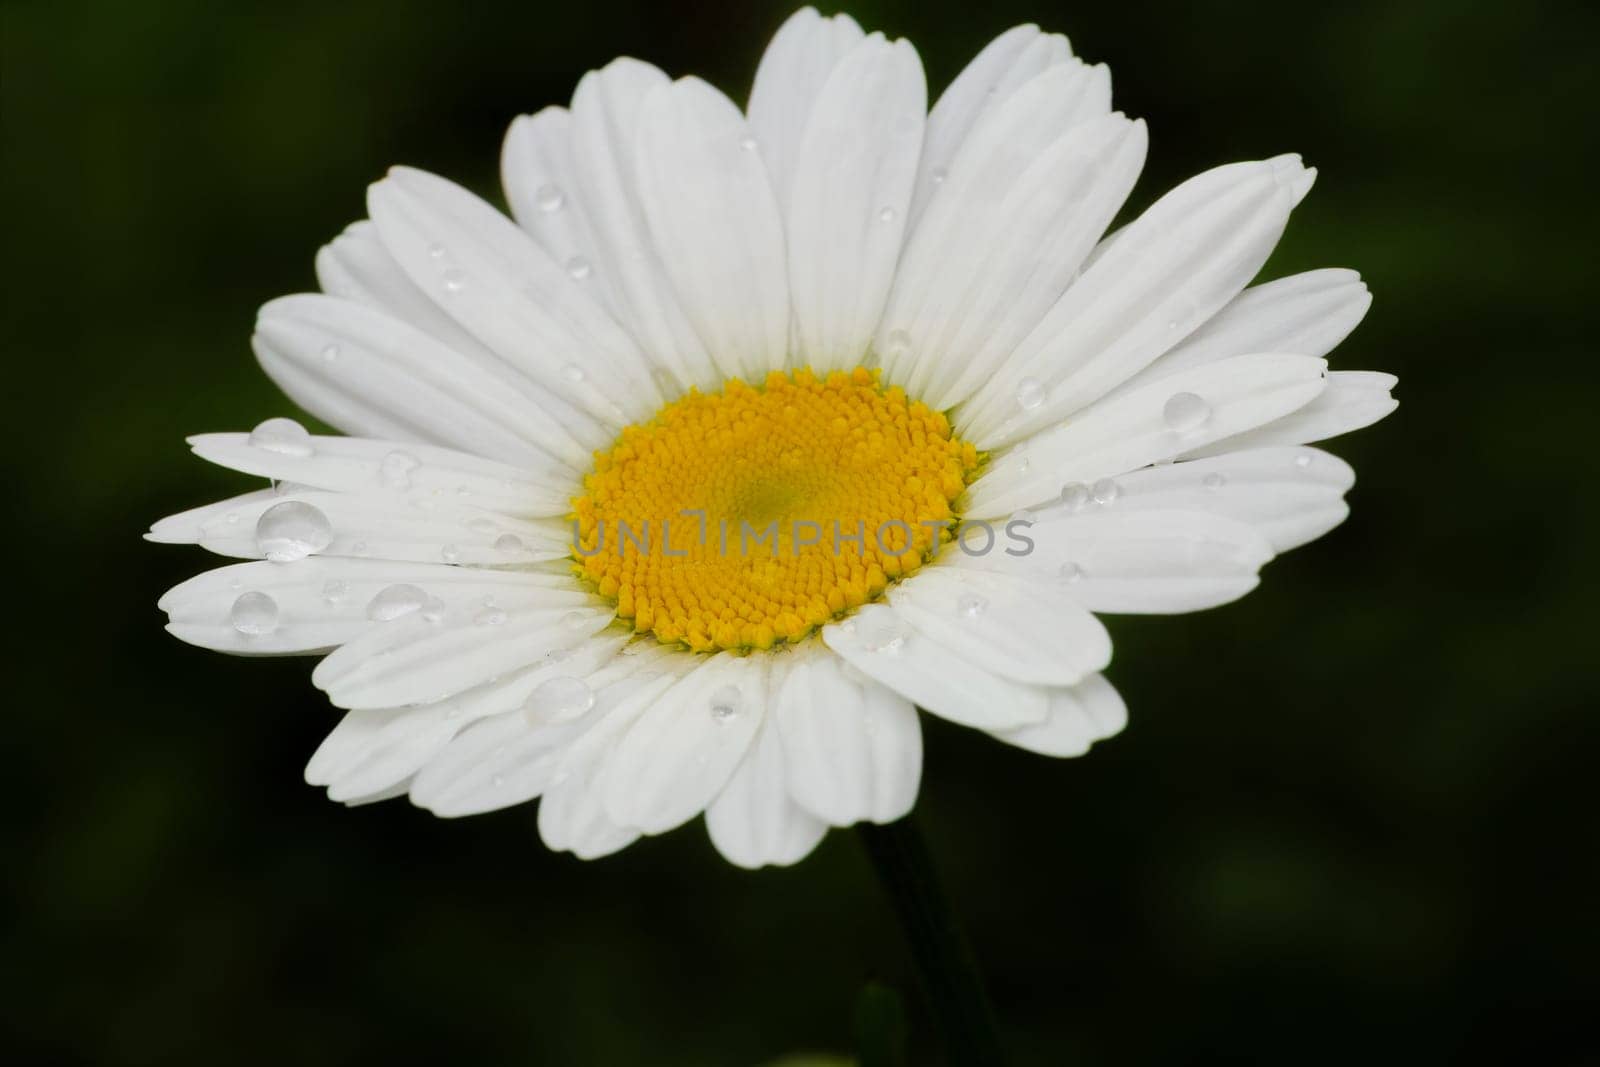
<box><xmin>856</xmin><ymin>815</ymin><xmax>1006</xmax><ymax>1066</ymax></box>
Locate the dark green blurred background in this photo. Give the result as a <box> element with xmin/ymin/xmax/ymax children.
<box><xmin>5</xmin><ymin>0</ymin><xmax>1596</xmax><ymax>1063</ymax></box>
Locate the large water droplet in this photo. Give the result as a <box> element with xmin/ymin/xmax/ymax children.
<box><xmin>1162</xmin><ymin>391</ymin><xmax>1211</xmax><ymax>433</ymax></box>
<box><xmin>1060</xmin><ymin>482</ymin><xmax>1090</xmax><ymax>510</ymax></box>
<box><xmin>524</xmin><ymin>675</ymin><xmax>595</xmax><ymax>725</ymax></box>
<box><xmin>859</xmin><ymin>616</ymin><xmax>907</xmax><ymax>655</ymax></box>
<box><xmin>1015</xmin><ymin>377</ymin><xmax>1046</xmax><ymax>411</ymax></box>
<box><xmin>378</xmin><ymin>450</ymin><xmax>420</xmax><ymax>489</ymax></box>
<box><xmin>230</xmin><ymin>591</ymin><xmax>279</xmax><ymax>635</ymax></box>
<box><xmin>1091</xmin><ymin>478</ymin><xmax>1120</xmax><ymax>505</ymax></box>
<box><xmin>248</xmin><ymin>417</ymin><xmax>313</xmax><ymax>458</ymax></box>
<box><xmin>957</xmin><ymin>593</ymin><xmax>988</xmax><ymax>619</ymax></box>
<box><xmin>367</xmin><ymin>584</ymin><xmax>427</xmax><ymax>621</ymax></box>
<box><xmin>535</xmin><ymin>183</ymin><xmax>565</xmax><ymax>212</ymax></box>
<box><xmin>255</xmin><ymin>500</ymin><xmax>333</xmax><ymax>562</ymax></box>
<box><xmin>709</xmin><ymin>685</ymin><xmax>743</xmax><ymax>723</ymax></box>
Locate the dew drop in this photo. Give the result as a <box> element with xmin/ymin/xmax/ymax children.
<box><xmin>1058</xmin><ymin>562</ymin><xmax>1084</xmax><ymax>584</ymax></box>
<box><xmin>255</xmin><ymin>500</ymin><xmax>333</xmax><ymax>563</ymax></box>
<box><xmin>248</xmin><ymin>417</ymin><xmax>314</xmax><ymax>458</ymax></box>
<box><xmin>931</xmin><ymin>166</ymin><xmax>948</xmax><ymax>185</ymax></box>
<box><xmin>367</xmin><ymin>584</ymin><xmax>427</xmax><ymax>621</ymax></box>
<box><xmin>420</xmin><ymin>596</ymin><xmax>447</xmax><ymax>623</ymax></box>
<box><xmin>1091</xmin><ymin>478</ymin><xmax>1120</xmax><ymax>506</ymax></box>
<box><xmin>524</xmin><ymin>675</ymin><xmax>595</xmax><ymax>725</ymax></box>
<box><xmin>534</xmin><ymin>183</ymin><xmax>565</xmax><ymax>212</ymax></box>
<box><xmin>351</xmin><ymin>540</ymin><xmax>370</xmax><ymax>557</ymax></box>
<box><xmin>565</xmin><ymin>256</ymin><xmax>592</xmax><ymax>280</ymax></box>
<box><xmin>560</xmin><ymin>610</ymin><xmax>594</xmax><ymax>631</ymax></box>
<box><xmin>321</xmin><ymin>579</ymin><xmax>349</xmax><ymax>605</ymax></box>
<box><xmin>1294</xmin><ymin>453</ymin><xmax>1313</xmax><ymax>469</ymax></box>
<box><xmin>426</xmin><ymin>243</ymin><xmax>447</xmax><ymax>260</ymax></box>
<box><xmin>474</xmin><ymin>606</ymin><xmax>507</xmax><ymax>627</ymax></box>
<box><xmin>709</xmin><ymin>685</ymin><xmax>743</xmax><ymax>723</ymax></box>
<box><xmin>494</xmin><ymin>533</ymin><xmax>526</xmax><ymax>554</ymax></box>
<box><xmin>561</xmin><ymin>363</ymin><xmax>586</xmax><ymax>383</ymax></box>
<box><xmin>1162</xmin><ymin>391</ymin><xmax>1211</xmax><ymax>433</ymax></box>
<box><xmin>877</xmin><ymin>205</ymin><xmax>897</xmax><ymax>223</ymax></box>
<box><xmin>1015</xmin><ymin>377</ymin><xmax>1046</xmax><ymax>411</ymax></box>
<box><xmin>957</xmin><ymin>593</ymin><xmax>988</xmax><ymax>619</ymax></box>
<box><xmin>1060</xmin><ymin>482</ymin><xmax>1090</xmax><ymax>510</ymax></box>
<box><xmin>319</xmin><ymin>342</ymin><xmax>340</xmax><ymax>363</ymax></box>
<box><xmin>230</xmin><ymin>591</ymin><xmax>279</xmax><ymax>635</ymax></box>
<box><xmin>441</xmin><ymin>267</ymin><xmax>466</xmax><ymax>293</ymax></box>
<box><xmin>378</xmin><ymin>450</ymin><xmax>420</xmax><ymax>489</ymax></box>
<box><xmin>1203</xmin><ymin>472</ymin><xmax>1226</xmax><ymax>491</ymax></box>
<box><xmin>440</xmin><ymin>544</ymin><xmax>461</xmax><ymax>564</ymax></box>
<box><xmin>738</xmin><ymin>135</ymin><xmax>758</xmax><ymax>152</ymax></box>
<box><xmin>860</xmin><ymin>616</ymin><xmax>907</xmax><ymax>655</ymax></box>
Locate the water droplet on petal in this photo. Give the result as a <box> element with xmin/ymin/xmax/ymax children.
<box><xmin>321</xmin><ymin>579</ymin><xmax>349</xmax><ymax>604</ymax></box>
<box><xmin>440</xmin><ymin>544</ymin><xmax>461</xmax><ymax>564</ymax></box>
<box><xmin>255</xmin><ymin>500</ymin><xmax>333</xmax><ymax>562</ymax></box>
<box><xmin>367</xmin><ymin>584</ymin><xmax>427</xmax><ymax>621</ymax></box>
<box><xmin>427</xmin><ymin>243</ymin><xmax>447</xmax><ymax>260</ymax></box>
<box><xmin>860</xmin><ymin>616</ymin><xmax>907</xmax><ymax>655</ymax></box>
<box><xmin>378</xmin><ymin>450</ymin><xmax>420</xmax><ymax>489</ymax></box>
<box><xmin>441</xmin><ymin>268</ymin><xmax>466</xmax><ymax>293</ymax></box>
<box><xmin>1060</xmin><ymin>482</ymin><xmax>1090</xmax><ymax>510</ymax></box>
<box><xmin>1015</xmin><ymin>377</ymin><xmax>1046</xmax><ymax>411</ymax></box>
<box><xmin>319</xmin><ymin>343</ymin><xmax>340</xmax><ymax>363</ymax></box>
<box><xmin>560</xmin><ymin>610</ymin><xmax>594</xmax><ymax>631</ymax></box>
<box><xmin>524</xmin><ymin>675</ymin><xmax>595</xmax><ymax>725</ymax></box>
<box><xmin>561</xmin><ymin>363</ymin><xmax>586</xmax><ymax>383</ymax></box>
<box><xmin>957</xmin><ymin>593</ymin><xmax>988</xmax><ymax>618</ymax></box>
<box><xmin>1294</xmin><ymin>453</ymin><xmax>1313</xmax><ymax>469</ymax></box>
<box><xmin>1091</xmin><ymin>478</ymin><xmax>1120</xmax><ymax>505</ymax></box>
<box><xmin>351</xmin><ymin>540</ymin><xmax>369</xmax><ymax>557</ymax></box>
<box><xmin>230</xmin><ymin>591</ymin><xmax>279</xmax><ymax>635</ymax></box>
<box><xmin>248</xmin><ymin>417</ymin><xmax>313</xmax><ymax>458</ymax></box>
<box><xmin>535</xmin><ymin>183</ymin><xmax>565</xmax><ymax>212</ymax></box>
<box><xmin>877</xmin><ymin>205</ymin><xmax>896</xmax><ymax>223</ymax></box>
<box><xmin>494</xmin><ymin>533</ymin><xmax>525</xmax><ymax>554</ymax></box>
<box><xmin>709</xmin><ymin>685</ymin><xmax>742</xmax><ymax>723</ymax></box>
<box><xmin>1162</xmin><ymin>391</ymin><xmax>1211</xmax><ymax>433</ymax></box>
<box><xmin>1203</xmin><ymin>472</ymin><xmax>1226</xmax><ymax>490</ymax></box>
<box><xmin>738</xmin><ymin>135</ymin><xmax>758</xmax><ymax>152</ymax></box>
<box><xmin>474</xmin><ymin>606</ymin><xmax>506</xmax><ymax>627</ymax></box>
<box><xmin>420</xmin><ymin>596</ymin><xmax>447</xmax><ymax>623</ymax></box>
<box><xmin>565</xmin><ymin>256</ymin><xmax>591</xmax><ymax>280</ymax></box>
<box><xmin>931</xmin><ymin>166</ymin><xmax>948</xmax><ymax>185</ymax></box>
<box><xmin>1058</xmin><ymin>562</ymin><xmax>1084</xmax><ymax>584</ymax></box>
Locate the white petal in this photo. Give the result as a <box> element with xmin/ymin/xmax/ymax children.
<box><xmin>1069</xmin><ymin>446</ymin><xmax>1356</xmax><ymax>553</ymax></box>
<box><xmin>888</xmin><ymin>565</ymin><xmax>1111</xmax><ymax>684</ymax></box>
<box><xmin>312</xmin><ymin>601</ymin><xmax>616</xmax><ymax>710</ymax></box>
<box><xmin>253</xmin><ymin>294</ymin><xmax>587</xmax><ymax>468</ymax></box>
<box><xmin>991</xmin><ymin>674</ymin><xmax>1125</xmax><ymax>756</ymax></box>
<box><xmin>746</xmin><ymin>6</ymin><xmax>865</xmax><ymax>213</ymax></box>
<box><xmin>1188</xmin><ymin>371</ymin><xmax>1398</xmax><ymax>456</ymax></box>
<box><xmin>957</xmin><ymin>509</ymin><xmax>1274</xmax><ymax>614</ymax></box>
<box><xmin>315</xmin><ymin>220</ymin><xmax>503</xmax><ymax>361</ymax></box>
<box><xmin>159</xmin><ymin>557</ymin><xmax>580</xmax><ymax>655</ymax></box>
<box><xmin>367</xmin><ymin>166</ymin><xmax>662</xmax><ymax>428</ymax></box>
<box><xmin>153</xmin><ymin>486</ymin><xmax>569</xmax><ymax>565</ymax></box>
<box><xmin>500</xmin><ymin>108</ymin><xmax>625</xmax><ymax>319</ymax></box>
<box><xmin>966</xmin><ymin>353</ymin><xmax>1329</xmax><ymax>517</ymax></box>
<box><xmin>706</xmin><ymin>709</ymin><xmax>828</xmax><ymax>869</ymax></box>
<box><xmin>821</xmin><ymin>603</ymin><xmax>1049</xmax><ymax>730</ymax></box>
<box><xmin>774</xmin><ymin>643</ymin><xmax>921</xmax><ymax>826</ymax></box>
<box><xmin>306</xmin><ymin>706</ymin><xmax>456</xmax><ymax>803</ymax></box>
<box><xmin>960</xmin><ymin>157</ymin><xmax>1309</xmax><ymax>448</ymax></box>
<box><xmin>1111</xmin><ymin>268</ymin><xmax>1372</xmax><ymax>398</ymax></box>
<box><xmin>410</xmin><ymin>654</ymin><xmax>673</xmax><ymax>818</ymax></box>
<box><xmin>186</xmin><ymin>432</ymin><xmax>574</xmax><ymax>517</ymax></box>
<box><xmin>909</xmin><ymin>25</ymin><xmax>1082</xmax><ymax>226</ymax></box>
<box><xmin>569</xmin><ymin>58</ymin><xmax>719</xmax><ymax>392</ymax></box>
<box><xmin>882</xmin><ymin>110</ymin><xmax>1145</xmax><ymax>406</ymax></box>
<box><xmin>602</xmin><ymin>651</ymin><xmax>769</xmax><ymax>835</ymax></box>
<box><xmin>786</xmin><ymin>35</ymin><xmax>925</xmax><ymax>370</ymax></box>
<box><xmin>636</xmin><ymin>77</ymin><xmax>790</xmax><ymax>380</ymax></box>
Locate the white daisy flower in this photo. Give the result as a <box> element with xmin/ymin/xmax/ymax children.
<box><xmin>151</xmin><ymin>8</ymin><xmax>1397</xmax><ymax>868</ymax></box>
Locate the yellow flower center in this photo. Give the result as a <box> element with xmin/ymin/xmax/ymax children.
<box><xmin>573</xmin><ymin>368</ymin><xmax>981</xmax><ymax>652</ymax></box>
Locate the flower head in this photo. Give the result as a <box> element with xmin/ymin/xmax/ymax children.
<box><xmin>152</xmin><ymin>8</ymin><xmax>1396</xmax><ymax>867</ymax></box>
